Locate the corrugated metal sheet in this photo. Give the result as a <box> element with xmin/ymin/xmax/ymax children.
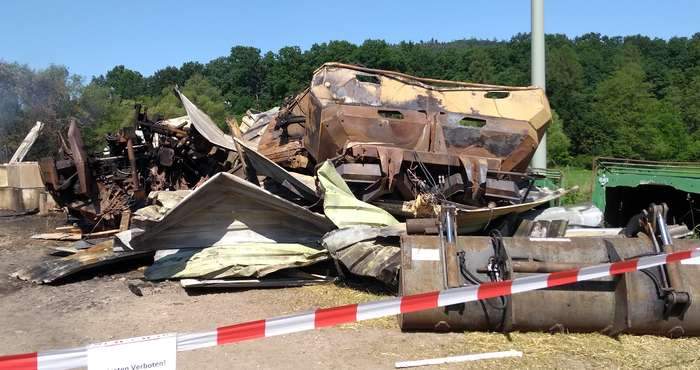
<box><xmin>127</xmin><ymin>172</ymin><xmax>335</xmax><ymax>251</ymax></box>
<box><xmin>145</xmin><ymin>243</ymin><xmax>327</xmax><ymax>280</ymax></box>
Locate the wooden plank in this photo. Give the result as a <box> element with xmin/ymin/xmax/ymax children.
<box><xmin>227</xmin><ymin>117</ymin><xmax>243</xmax><ymax>139</ymax></box>
<box><xmin>83</xmin><ymin>229</ymin><xmax>121</xmax><ymax>239</ymax></box>
<box><xmin>9</xmin><ymin>121</ymin><xmax>44</xmax><ymax>163</ymax></box>
<box><xmin>31</xmin><ymin>232</ymin><xmax>82</xmax><ymax>241</ymax></box>
<box><xmin>49</xmin><ymin>246</ymin><xmax>79</xmax><ymax>256</ymax></box>
<box><xmin>55</xmin><ymin>226</ymin><xmax>81</xmax><ymax>232</ymax></box>
<box><xmin>119</xmin><ymin>210</ymin><xmax>132</xmax><ymax>232</ymax></box>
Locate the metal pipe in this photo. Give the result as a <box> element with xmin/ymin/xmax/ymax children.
<box><xmin>479</xmin><ymin>260</ymin><xmax>591</xmax><ymax>274</ymax></box>
<box><xmin>655</xmin><ymin>208</ymin><xmax>688</xmax><ymax>315</ymax></box>
<box><xmin>126</xmin><ymin>138</ymin><xmax>139</xmax><ymax>191</ymax></box>
<box><xmin>656</xmin><ymin>210</ymin><xmax>673</xmax><ymax>246</ymax></box>
<box><xmin>530</xmin><ymin>0</ymin><xmax>547</xmax><ymax>169</ymax></box>
<box><xmin>441</xmin><ymin>205</ymin><xmax>461</xmax><ymax>288</ymax></box>
<box><xmin>444</xmin><ymin>207</ymin><xmax>456</xmax><ymax>244</ymax></box>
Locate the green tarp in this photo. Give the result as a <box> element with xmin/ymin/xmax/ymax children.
<box><xmin>145</xmin><ymin>243</ymin><xmax>328</xmax><ymax>280</ymax></box>
<box><xmin>317</xmin><ymin>161</ymin><xmax>399</xmax><ymax>228</ymax></box>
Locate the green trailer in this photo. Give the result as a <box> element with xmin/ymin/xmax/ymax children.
<box><xmin>592</xmin><ymin>157</ymin><xmax>700</xmax><ymax>228</ymax></box>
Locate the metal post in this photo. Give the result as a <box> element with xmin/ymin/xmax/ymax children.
<box><xmin>530</xmin><ymin>0</ymin><xmax>547</xmax><ymax>169</ymax></box>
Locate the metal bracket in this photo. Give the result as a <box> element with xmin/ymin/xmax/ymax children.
<box><xmin>641</xmin><ymin>203</ymin><xmax>692</xmax><ymax>320</ymax></box>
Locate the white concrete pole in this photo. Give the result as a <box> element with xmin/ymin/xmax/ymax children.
<box><xmin>530</xmin><ymin>0</ymin><xmax>547</xmax><ymax>169</ymax></box>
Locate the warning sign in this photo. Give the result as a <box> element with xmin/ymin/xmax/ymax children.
<box><xmin>87</xmin><ymin>333</ymin><xmax>176</xmax><ymax>370</ymax></box>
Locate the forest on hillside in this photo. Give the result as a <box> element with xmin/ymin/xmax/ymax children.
<box><xmin>2</xmin><ymin>32</ymin><xmax>700</xmax><ymax>167</ymax></box>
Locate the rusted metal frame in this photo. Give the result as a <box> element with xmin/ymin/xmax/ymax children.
<box><xmin>126</xmin><ymin>138</ymin><xmax>139</xmax><ymax>190</ymax></box>
<box><xmin>137</xmin><ymin>119</ymin><xmax>189</xmax><ymax>138</ymax></box>
<box><xmin>376</xmin><ymin>147</ymin><xmax>404</xmax><ymax>190</ymax></box>
<box><xmin>67</xmin><ymin>120</ymin><xmax>92</xmax><ymax>195</ymax></box>
<box><xmin>38</xmin><ymin>157</ymin><xmax>60</xmax><ymax>190</ymax></box>
<box><xmin>459</xmin><ymin>156</ymin><xmax>488</xmax><ymax>201</ymax></box>
<box><xmin>226</xmin><ymin>117</ymin><xmax>257</xmax><ymax>185</ymax></box>
<box><xmin>484</xmin><ymin>178</ymin><xmax>521</xmax><ymax>202</ymax></box>
<box><xmin>350</xmin><ymin>145</ymin><xmax>532</xmax><ymax>204</ymax></box>
<box><xmin>349</xmin><ymin>145</ymin><xmax>501</xmax><ymax>169</ymax></box>
<box><xmin>335</xmin><ymin>163</ymin><xmax>382</xmax><ymax>183</ymax></box>
<box><xmin>406</xmin><ymin>218</ymin><xmax>440</xmax><ymax>234</ymax></box>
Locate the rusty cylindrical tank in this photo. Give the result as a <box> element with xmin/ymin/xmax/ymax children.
<box><xmin>399</xmin><ymin>235</ymin><xmax>700</xmax><ymax>337</ymax></box>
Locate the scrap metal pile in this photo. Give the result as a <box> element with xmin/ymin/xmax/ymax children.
<box><xmin>15</xmin><ymin>63</ymin><xmax>700</xmax><ymax>337</ymax></box>
<box><xmin>38</xmin><ymin>91</ymin><xmax>236</xmax><ymax>229</ymax></box>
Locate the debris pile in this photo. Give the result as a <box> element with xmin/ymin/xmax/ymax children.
<box><xmin>11</xmin><ymin>63</ymin><xmax>700</xmax><ymax>337</ymax></box>
<box><xmin>38</xmin><ymin>88</ymin><xmax>236</xmax><ymax>229</ymax></box>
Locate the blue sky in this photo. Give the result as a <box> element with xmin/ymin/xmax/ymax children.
<box><xmin>1</xmin><ymin>0</ymin><xmax>698</xmax><ymax>79</ymax></box>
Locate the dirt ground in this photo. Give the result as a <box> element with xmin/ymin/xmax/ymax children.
<box><xmin>1</xmin><ymin>214</ymin><xmax>700</xmax><ymax>369</ymax></box>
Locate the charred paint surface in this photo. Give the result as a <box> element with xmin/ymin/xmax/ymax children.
<box><xmin>255</xmin><ymin>63</ymin><xmax>553</xmax><ymax>206</ymax></box>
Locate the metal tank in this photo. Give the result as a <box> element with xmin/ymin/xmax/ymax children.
<box><xmin>399</xmin><ymin>233</ymin><xmax>700</xmax><ymax>336</ymax></box>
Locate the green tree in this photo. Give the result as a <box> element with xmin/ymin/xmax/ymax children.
<box><xmin>147</xmin><ymin>66</ymin><xmax>181</xmax><ymax>96</ymax></box>
<box><xmin>0</xmin><ymin>62</ymin><xmax>80</xmax><ymax>159</ymax></box>
<box><xmin>351</xmin><ymin>39</ymin><xmax>404</xmax><ymax>70</ymax></box>
<box><xmin>589</xmin><ymin>62</ymin><xmax>687</xmax><ymax>160</ymax></box>
<box><xmin>101</xmin><ymin>65</ymin><xmax>146</xmax><ymax>100</ymax></box>
<box><xmin>547</xmin><ymin>111</ymin><xmax>572</xmax><ymax>166</ymax></box>
<box><xmin>465</xmin><ymin>48</ymin><xmax>496</xmax><ymax>83</ymax></box>
<box><xmin>205</xmin><ymin>46</ymin><xmax>266</xmax><ymax>114</ymax></box>
<box><xmin>263</xmin><ymin>46</ymin><xmax>310</xmax><ymax>103</ymax></box>
<box><xmin>8</xmin><ymin>32</ymin><xmax>694</xmax><ymax>163</ymax></box>
<box><xmin>306</xmin><ymin>41</ymin><xmax>357</xmax><ymax>69</ymax></box>
<box><xmin>78</xmin><ymin>82</ymin><xmax>136</xmax><ymax>151</ymax></box>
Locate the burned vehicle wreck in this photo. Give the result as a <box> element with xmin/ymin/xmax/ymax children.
<box><xmin>255</xmin><ymin>63</ymin><xmax>560</xmax><ymax>229</ymax></box>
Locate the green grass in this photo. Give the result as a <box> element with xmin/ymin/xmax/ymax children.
<box><xmin>558</xmin><ymin>167</ymin><xmax>593</xmax><ymax>205</ymax></box>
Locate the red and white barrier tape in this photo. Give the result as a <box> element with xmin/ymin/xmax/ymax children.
<box><xmin>2</xmin><ymin>247</ymin><xmax>698</xmax><ymax>370</ymax></box>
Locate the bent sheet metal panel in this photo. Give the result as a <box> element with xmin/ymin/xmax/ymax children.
<box><xmin>322</xmin><ymin>225</ymin><xmax>406</xmax><ymax>285</ymax></box>
<box><xmin>234</xmin><ymin>137</ymin><xmax>318</xmax><ymax>202</ymax></box>
<box><xmin>12</xmin><ymin>240</ymin><xmax>151</xmax><ymax>284</ymax></box>
<box><xmin>145</xmin><ymin>243</ymin><xmax>328</xmax><ymax>280</ymax></box>
<box><xmin>317</xmin><ymin>160</ymin><xmax>399</xmax><ymax>228</ymax></box>
<box><xmin>240</xmin><ymin>107</ymin><xmax>280</xmax><ymax>148</ymax></box>
<box><xmin>127</xmin><ymin>172</ymin><xmax>335</xmax><ymax>251</ymax></box>
<box><xmin>175</xmin><ymin>88</ymin><xmax>236</xmax><ymax>151</ymax></box>
<box><xmin>454</xmin><ymin>189</ymin><xmax>569</xmax><ymax>233</ymax></box>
